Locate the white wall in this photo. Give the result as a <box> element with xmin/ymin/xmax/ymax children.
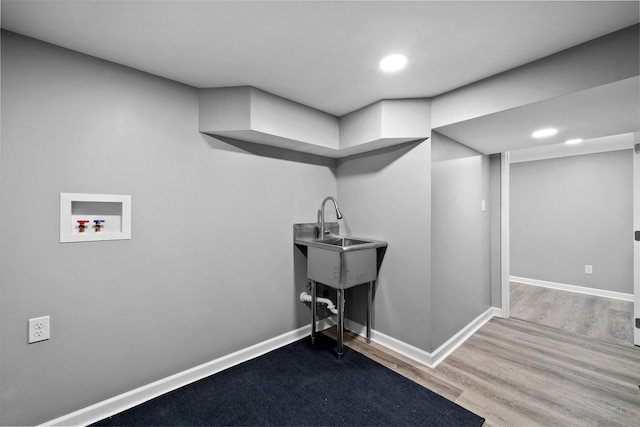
<box><xmin>510</xmin><ymin>150</ymin><xmax>633</xmax><ymax>293</ymax></box>
<box><xmin>0</xmin><ymin>31</ymin><xmax>337</xmax><ymax>426</ymax></box>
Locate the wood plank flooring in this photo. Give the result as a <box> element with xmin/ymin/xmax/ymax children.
<box><xmin>324</xmin><ymin>317</ymin><xmax>640</xmax><ymax>426</ymax></box>
<box><xmin>510</xmin><ymin>281</ymin><xmax>634</xmax><ymax>347</ymax></box>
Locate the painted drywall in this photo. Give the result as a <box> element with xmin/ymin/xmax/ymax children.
<box><xmin>0</xmin><ymin>31</ymin><xmax>337</xmax><ymax>426</ymax></box>
<box><xmin>250</xmin><ymin>87</ymin><xmax>340</xmax><ymax>148</ymax></box>
<box><xmin>336</xmin><ymin>138</ymin><xmax>432</xmax><ymax>351</ymax></box>
<box><xmin>199</xmin><ymin>86</ymin><xmax>340</xmax><ymax>154</ymax></box>
<box><xmin>634</xmin><ymin>133</ymin><xmax>640</xmax><ymax>346</ymax></box>
<box><xmin>339</xmin><ymin>99</ymin><xmax>431</xmax><ymax>150</ymax></box>
<box><xmin>432</xmin><ymin>24</ymin><xmax>639</xmax><ymax>128</ymax></box>
<box><xmin>380</xmin><ymin>99</ymin><xmax>431</xmax><ymax>139</ymax></box>
<box><xmin>200</xmin><ymin>88</ymin><xmax>431</xmax><ymax>158</ymax></box>
<box><xmin>1</xmin><ymin>27</ymin><xmax>505</xmax><ymax>425</ymax></box>
<box><xmin>430</xmin><ymin>132</ymin><xmax>492</xmax><ymax>349</ymax></box>
<box><xmin>199</xmin><ymin>86</ymin><xmax>253</xmax><ymax>132</ymax></box>
<box><xmin>489</xmin><ymin>154</ymin><xmax>503</xmax><ymax>308</ymax></box>
<box><xmin>338</xmin><ymin>101</ymin><xmax>383</xmax><ymax>149</ymax></box>
<box><xmin>509</xmin><ymin>133</ymin><xmax>635</xmax><ymax>164</ymax></box>
<box><xmin>510</xmin><ymin>150</ymin><xmax>633</xmax><ymax>293</ymax></box>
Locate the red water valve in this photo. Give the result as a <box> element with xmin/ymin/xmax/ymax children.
<box><xmin>77</xmin><ymin>220</ymin><xmax>90</xmax><ymax>233</ymax></box>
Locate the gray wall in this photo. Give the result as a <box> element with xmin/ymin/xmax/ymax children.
<box><xmin>1</xmin><ymin>30</ymin><xmax>501</xmax><ymax>425</ymax></box>
<box><xmin>490</xmin><ymin>154</ymin><xmax>503</xmax><ymax>308</ymax></box>
<box><xmin>337</xmin><ymin>132</ymin><xmax>496</xmax><ymax>353</ymax></box>
<box><xmin>430</xmin><ymin>132</ymin><xmax>492</xmax><ymax>349</ymax></box>
<box><xmin>0</xmin><ymin>32</ymin><xmax>337</xmax><ymax>425</ymax></box>
<box><xmin>336</xmin><ymin>140</ymin><xmax>432</xmax><ymax>350</ymax></box>
<box><xmin>510</xmin><ymin>150</ymin><xmax>633</xmax><ymax>294</ymax></box>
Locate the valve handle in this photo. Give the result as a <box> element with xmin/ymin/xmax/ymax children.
<box><xmin>93</xmin><ymin>219</ymin><xmax>105</xmax><ymax>224</ymax></box>
<box><xmin>77</xmin><ymin>220</ymin><xmax>90</xmax><ymax>225</ymax></box>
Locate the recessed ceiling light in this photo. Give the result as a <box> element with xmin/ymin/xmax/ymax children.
<box><xmin>565</xmin><ymin>138</ymin><xmax>583</xmax><ymax>145</ymax></box>
<box><xmin>531</xmin><ymin>128</ymin><xmax>558</xmax><ymax>138</ymax></box>
<box><xmin>379</xmin><ymin>54</ymin><xmax>408</xmax><ymax>72</ymax></box>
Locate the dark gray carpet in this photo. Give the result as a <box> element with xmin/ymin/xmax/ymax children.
<box><xmin>92</xmin><ymin>334</ymin><xmax>484</xmax><ymax>426</ymax></box>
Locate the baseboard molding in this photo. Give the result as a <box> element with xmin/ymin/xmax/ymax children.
<box><xmin>345</xmin><ymin>307</ymin><xmax>499</xmax><ymax>368</ymax></box>
<box><xmin>429</xmin><ymin>307</ymin><xmax>500</xmax><ymax>367</ymax></box>
<box><xmin>43</xmin><ymin>307</ymin><xmax>499</xmax><ymax>426</ymax></box>
<box><xmin>42</xmin><ymin>318</ymin><xmax>335</xmax><ymax>427</ymax></box>
<box><xmin>510</xmin><ymin>276</ymin><xmax>634</xmax><ymax>302</ymax></box>
<box><xmin>345</xmin><ymin>318</ymin><xmax>435</xmax><ymax>367</ymax></box>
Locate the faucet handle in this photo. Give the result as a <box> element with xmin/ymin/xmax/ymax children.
<box><xmin>93</xmin><ymin>219</ymin><xmax>105</xmax><ymax>232</ymax></box>
<box><xmin>77</xmin><ymin>220</ymin><xmax>90</xmax><ymax>233</ymax></box>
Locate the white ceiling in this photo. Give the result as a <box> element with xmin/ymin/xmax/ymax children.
<box><xmin>2</xmin><ymin>1</ymin><xmax>639</xmax><ymax>154</ymax></box>
<box><xmin>435</xmin><ymin>77</ymin><xmax>640</xmax><ymax>154</ymax></box>
<box><xmin>509</xmin><ymin>133</ymin><xmax>637</xmax><ymax>164</ymax></box>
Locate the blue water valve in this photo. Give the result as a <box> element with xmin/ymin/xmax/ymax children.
<box><xmin>93</xmin><ymin>219</ymin><xmax>105</xmax><ymax>232</ymax></box>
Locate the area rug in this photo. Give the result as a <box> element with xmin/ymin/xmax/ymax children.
<box><xmin>92</xmin><ymin>334</ymin><xmax>484</xmax><ymax>426</ymax></box>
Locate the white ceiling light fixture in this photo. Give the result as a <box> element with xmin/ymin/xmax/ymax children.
<box><xmin>379</xmin><ymin>54</ymin><xmax>408</xmax><ymax>72</ymax></box>
<box><xmin>565</xmin><ymin>138</ymin><xmax>583</xmax><ymax>145</ymax></box>
<box><xmin>531</xmin><ymin>128</ymin><xmax>558</xmax><ymax>138</ymax></box>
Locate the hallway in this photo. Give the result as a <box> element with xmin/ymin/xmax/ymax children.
<box><xmin>510</xmin><ymin>281</ymin><xmax>633</xmax><ymax>347</ymax></box>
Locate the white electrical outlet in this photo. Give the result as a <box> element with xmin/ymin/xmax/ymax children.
<box><xmin>28</xmin><ymin>316</ymin><xmax>50</xmax><ymax>344</ymax></box>
<box><xmin>585</xmin><ymin>265</ymin><xmax>593</xmax><ymax>275</ymax></box>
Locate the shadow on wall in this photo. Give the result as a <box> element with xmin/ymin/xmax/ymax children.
<box><xmin>201</xmin><ymin>133</ymin><xmax>337</xmax><ymax>168</ymax></box>
<box><xmin>293</xmin><ymin>243</ymin><xmax>341</xmax><ymax>327</ymax></box>
<box><xmin>336</xmin><ymin>139</ymin><xmax>428</xmax><ymax>177</ymax></box>
<box><xmin>431</xmin><ymin>131</ymin><xmax>482</xmax><ymax>162</ymax></box>
<box><xmin>293</xmin><ymin>243</ymin><xmax>312</xmax><ymax>327</ymax></box>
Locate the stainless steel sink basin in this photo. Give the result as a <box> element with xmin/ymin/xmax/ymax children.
<box><xmin>294</xmin><ymin>223</ymin><xmax>387</xmax><ymax>289</ymax></box>
<box><xmin>307</xmin><ymin>244</ymin><xmax>376</xmax><ymax>289</ymax></box>
<box><xmin>322</xmin><ymin>237</ymin><xmax>370</xmax><ymax>247</ymax></box>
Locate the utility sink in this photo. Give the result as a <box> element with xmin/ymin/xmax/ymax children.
<box><xmin>294</xmin><ymin>223</ymin><xmax>387</xmax><ymax>290</ymax></box>
<box><xmin>322</xmin><ymin>237</ymin><xmax>370</xmax><ymax>247</ymax></box>
<box><xmin>294</xmin><ymin>220</ymin><xmax>388</xmax><ymax>359</ymax></box>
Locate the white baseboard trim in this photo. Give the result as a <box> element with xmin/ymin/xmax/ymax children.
<box><xmin>344</xmin><ymin>318</ymin><xmax>435</xmax><ymax>367</ymax></box>
<box><xmin>42</xmin><ymin>307</ymin><xmax>500</xmax><ymax>426</ymax></box>
<box><xmin>429</xmin><ymin>307</ymin><xmax>500</xmax><ymax>367</ymax></box>
<box><xmin>345</xmin><ymin>307</ymin><xmax>499</xmax><ymax>368</ymax></box>
<box><xmin>510</xmin><ymin>276</ymin><xmax>634</xmax><ymax>302</ymax></box>
<box><xmin>42</xmin><ymin>318</ymin><xmax>335</xmax><ymax>427</ymax></box>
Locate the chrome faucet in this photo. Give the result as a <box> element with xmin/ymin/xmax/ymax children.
<box><xmin>319</xmin><ymin>196</ymin><xmax>343</xmax><ymax>239</ymax></box>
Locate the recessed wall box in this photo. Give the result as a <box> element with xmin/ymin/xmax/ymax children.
<box><xmin>60</xmin><ymin>193</ymin><xmax>131</xmax><ymax>242</ymax></box>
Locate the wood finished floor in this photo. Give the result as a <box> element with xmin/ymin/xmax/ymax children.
<box><xmin>324</xmin><ymin>318</ymin><xmax>640</xmax><ymax>426</ymax></box>
<box><xmin>510</xmin><ymin>281</ymin><xmax>634</xmax><ymax>347</ymax></box>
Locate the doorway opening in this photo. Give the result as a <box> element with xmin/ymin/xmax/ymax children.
<box><xmin>501</xmin><ymin>139</ymin><xmax>638</xmax><ymax>347</ymax></box>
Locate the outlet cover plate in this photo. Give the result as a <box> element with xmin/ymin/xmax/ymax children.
<box><xmin>28</xmin><ymin>316</ymin><xmax>50</xmax><ymax>344</ymax></box>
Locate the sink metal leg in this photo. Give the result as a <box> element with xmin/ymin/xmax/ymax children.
<box><xmin>310</xmin><ymin>280</ymin><xmax>317</xmax><ymax>344</ymax></box>
<box><xmin>366</xmin><ymin>281</ymin><xmax>373</xmax><ymax>343</ymax></box>
<box><xmin>337</xmin><ymin>288</ymin><xmax>344</xmax><ymax>359</ymax></box>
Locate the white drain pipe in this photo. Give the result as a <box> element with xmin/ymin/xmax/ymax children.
<box><xmin>299</xmin><ymin>291</ymin><xmax>338</xmax><ymax>315</ymax></box>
